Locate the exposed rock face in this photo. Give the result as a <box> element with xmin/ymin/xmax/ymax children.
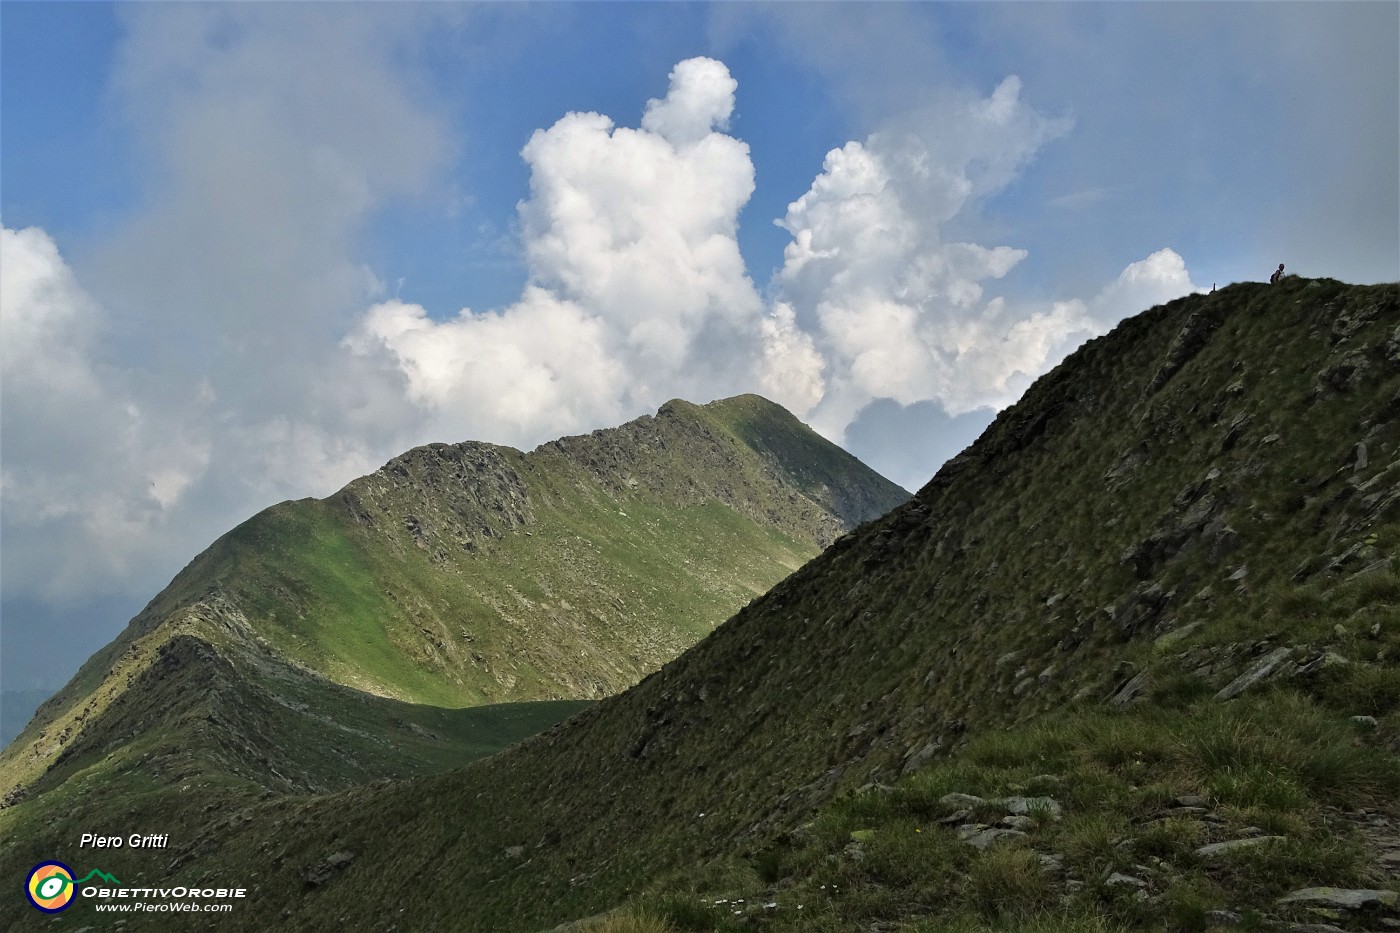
<box><xmin>305</xmin><ymin>850</ymin><xmax>356</xmax><ymax>887</ymax></box>
<box><xmin>1276</xmin><ymin>887</ymin><xmax>1399</xmax><ymax>910</ymax></box>
<box><xmin>344</xmin><ymin>441</ymin><xmax>536</xmax><ymax>556</ymax></box>
<box><xmin>1195</xmin><ymin>836</ymin><xmax>1287</xmax><ymax>860</ymax></box>
<box><xmin>1146</xmin><ymin>303</ymin><xmax>1226</xmax><ymax>395</ymax></box>
<box><xmin>958</xmin><ymin>826</ymin><xmax>1029</xmax><ymax>850</ymax></box>
<box><xmin>343</xmin><ymin>395</ymin><xmax>906</xmax><ymax>563</ymax></box>
<box><xmin>1215</xmin><ymin>647</ymin><xmax>1296</xmax><ymax>700</ymax></box>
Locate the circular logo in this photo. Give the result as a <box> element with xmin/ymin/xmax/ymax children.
<box><xmin>26</xmin><ymin>862</ymin><xmax>76</xmax><ymax>913</ymax></box>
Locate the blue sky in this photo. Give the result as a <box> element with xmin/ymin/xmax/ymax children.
<box><xmin>2</xmin><ymin>2</ymin><xmax>1396</xmax><ymax>714</ymax></box>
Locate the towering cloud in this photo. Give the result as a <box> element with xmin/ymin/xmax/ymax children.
<box><xmin>770</xmin><ymin>77</ymin><xmax>1113</xmax><ymax>436</ymax></box>
<box><xmin>349</xmin><ymin>57</ymin><xmax>824</xmax><ymax>443</ymax></box>
<box><xmin>348</xmin><ymin>64</ymin><xmax>1194</xmax><ymax>456</ymax></box>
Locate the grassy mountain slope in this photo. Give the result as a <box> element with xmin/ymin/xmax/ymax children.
<box><xmin>34</xmin><ymin>277</ymin><xmax>1394</xmax><ymax>933</ymax></box>
<box><xmin>1</xmin><ymin>396</ymin><xmax>905</xmax><ymax>797</ymax></box>
<box><xmin>238</xmin><ymin>394</ymin><xmax>904</xmax><ymax>707</ymax></box>
<box><xmin>0</xmin><ymin>612</ymin><xmax>593</xmax><ymax>902</ymax></box>
<box><xmin>5</xmin><ymin>280</ymin><xmax>1397</xmax><ymax>932</ymax></box>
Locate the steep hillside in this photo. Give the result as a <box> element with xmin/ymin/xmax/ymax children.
<box><xmin>5</xmin><ymin>279</ymin><xmax>1397</xmax><ymax>932</ymax></box>
<box><xmin>0</xmin><ymin>396</ymin><xmax>906</xmax><ymax>922</ymax></box>
<box><xmin>0</xmin><ymin>396</ymin><xmax>905</xmax><ymax>798</ymax></box>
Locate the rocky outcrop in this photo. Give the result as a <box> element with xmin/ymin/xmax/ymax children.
<box><xmin>1146</xmin><ymin>302</ymin><xmax>1226</xmax><ymax>395</ymax></box>
<box><xmin>1276</xmin><ymin>886</ymin><xmax>1398</xmax><ymax>910</ymax></box>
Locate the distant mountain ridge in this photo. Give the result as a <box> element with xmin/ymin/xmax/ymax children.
<box><xmin>0</xmin><ymin>394</ymin><xmax>905</xmax><ymax>804</ymax></box>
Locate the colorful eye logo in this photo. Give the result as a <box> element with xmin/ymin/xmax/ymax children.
<box><xmin>26</xmin><ymin>861</ymin><xmax>76</xmax><ymax>913</ymax></box>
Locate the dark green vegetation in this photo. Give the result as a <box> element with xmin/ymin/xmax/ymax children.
<box><xmin>5</xmin><ymin>279</ymin><xmax>1399</xmax><ymax>931</ymax></box>
<box><xmin>0</xmin><ymin>395</ymin><xmax>905</xmax><ymax>925</ymax></box>
<box><xmin>623</xmin><ymin>693</ymin><xmax>1397</xmax><ymax>932</ymax></box>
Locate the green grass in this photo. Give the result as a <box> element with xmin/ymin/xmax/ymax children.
<box><xmin>615</xmin><ymin>691</ymin><xmax>1393</xmax><ymax>933</ymax></box>
<box><xmin>190</xmin><ymin>395</ymin><xmax>902</xmax><ymax>712</ymax></box>
<box><xmin>0</xmin><ymin>664</ymin><xmax>591</xmax><ymax>928</ymax></box>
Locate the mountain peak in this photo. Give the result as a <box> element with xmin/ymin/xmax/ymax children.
<box><xmin>1</xmin><ymin>394</ymin><xmax>906</xmax><ymax>804</ymax></box>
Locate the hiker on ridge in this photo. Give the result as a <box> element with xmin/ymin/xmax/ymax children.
<box><xmin>1270</xmin><ymin>263</ymin><xmax>1285</xmax><ymax>284</ymax></box>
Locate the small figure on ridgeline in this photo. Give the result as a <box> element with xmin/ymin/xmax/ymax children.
<box><xmin>1270</xmin><ymin>263</ymin><xmax>1285</xmax><ymax>284</ymax></box>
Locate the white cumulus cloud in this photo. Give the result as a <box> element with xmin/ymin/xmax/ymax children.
<box><xmin>765</xmin><ymin>77</ymin><xmax>1201</xmax><ymax>439</ymax></box>
<box><xmin>1090</xmin><ymin>247</ymin><xmax>1204</xmax><ymax>323</ymax></box>
<box><xmin>773</xmin><ymin>76</ymin><xmax>1088</xmax><ymax>435</ymax></box>
<box><xmin>641</xmin><ymin>57</ymin><xmax>739</xmax><ymax>147</ymax></box>
<box><xmin>350</xmin><ymin>57</ymin><xmax>819</xmax><ymax>444</ymax></box>
<box><xmin>345</xmin><ymin>290</ymin><xmax>628</xmax><ymax>444</ymax></box>
<box><xmin>758</xmin><ymin>302</ymin><xmax>827</xmax><ymax>416</ymax></box>
<box><xmin>349</xmin><ymin>61</ymin><xmax>1202</xmax><ymax>459</ymax></box>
